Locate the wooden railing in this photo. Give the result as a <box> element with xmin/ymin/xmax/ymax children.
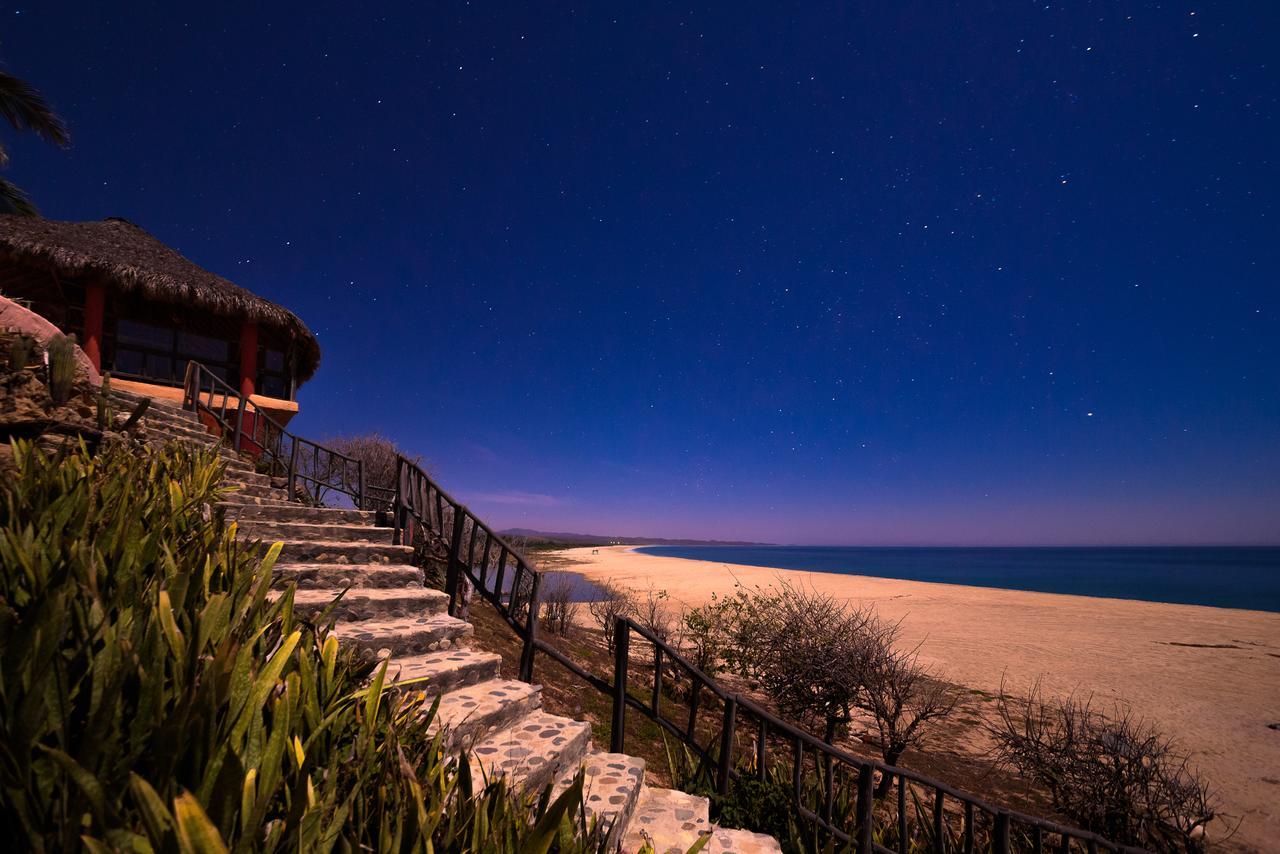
<box><xmin>175</xmin><ymin>369</ymin><xmax>1142</xmax><ymax>854</ymax></box>
<box><xmin>181</xmin><ymin>361</ymin><xmax>366</xmax><ymax>507</ymax></box>
<box><xmin>386</xmin><ymin>452</ymin><xmax>1147</xmax><ymax>853</ymax></box>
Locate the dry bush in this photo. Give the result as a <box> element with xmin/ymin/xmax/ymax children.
<box><xmin>989</xmin><ymin>679</ymin><xmax>1220</xmax><ymax>851</ymax></box>
<box><xmin>862</xmin><ymin>637</ymin><xmax>958</xmax><ymax>793</ymax></box>
<box><xmin>540</xmin><ymin>575</ymin><xmax>579</xmax><ymax>637</ymax></box>
<box><xmin>635</xmin><ymin>586</ymin><xmax>674</xmax><ymax>644</ymax></box>
<box><xmin>722</xmin><ymin>580</ymin><xmax>957</xmax><ymax>768</ymax></box>
<box><xmin>325</xmin><ymin>432</ymin><xmax>425</xmax><ymax>509</ymax></box>
<box><xmin>586</xmin><ymin>578</ymin><xmax>634</xmax><ymax>655</ymax></box>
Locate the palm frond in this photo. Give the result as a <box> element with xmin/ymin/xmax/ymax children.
<box><xmin>0</xmin><ymin>70</ymin><xmax>70</xmax><ymax>146</ymax></box>
<box><xmin>0</xmin><ymin>176</ymin><xmax>39</xmax><ymax>216</ymax></box>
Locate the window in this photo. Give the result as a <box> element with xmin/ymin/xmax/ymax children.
<box><xmin>258</xmin><ymin>347</ymin><xmax>291</xmax><ymax>400</ymax></box>
<box><xmin>111</xmin><ymin>318</ymin><xmax>233</xmax><ymax>387</ymax></box>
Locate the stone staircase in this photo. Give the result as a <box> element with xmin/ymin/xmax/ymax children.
<box><xmin>118</xmin><ymin>388</ymin><xmax>780</xmax><ymax>854</ymax></box>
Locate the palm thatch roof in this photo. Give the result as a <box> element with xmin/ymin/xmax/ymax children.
<box><xmin>0</xmin><ymin>215</ymin><xmax>320</xmax><ymax>380</ymax></box>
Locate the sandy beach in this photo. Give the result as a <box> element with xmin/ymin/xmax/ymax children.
<box><xmin>557</xmin><ymin>546</ymin><xmax>1280</xmax><ymax>851</ymax></box>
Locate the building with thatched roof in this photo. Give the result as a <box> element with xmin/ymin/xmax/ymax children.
<box><xmin>0</xmin><ymin>215</ymin><xmax>319</xmax><ymax>423</ymax></box>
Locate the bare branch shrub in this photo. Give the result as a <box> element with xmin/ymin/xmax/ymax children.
<box><xmin>722</xmin><ymin>580</ymin><xmax>880</xmax><ymax>742</ymax></box>
<box><xmin>681</xmin><ymin>594</ymin><xmax>729</xmax><ymax>676</ymax></box>
<box><xmin>540</xmin><ymin>575</ymin><xmax>579</xmax><ymax>637</ymax></box>
<box><xmin>989</xmin><ymin>679</ymin><xmax>1219</xmax><ymax>851</ymax></box>
<box><xmin>635</xmin><ymin>587</ymin><xmax>673</xmax><ymax>644</ymax></box>
<box><xmin>586</xmin><ymin>578</ymin><xmax>634</xmax><ymax>655</ymax></box>
<box><xmin>325</xmin><ymin>432</ymin><xmax>425</xmax><ymax>509</ymax></box>
<box><xmin>862</xmin><ymin>637</ymin><xmax>958</xmax><ymax>793</ymax></box>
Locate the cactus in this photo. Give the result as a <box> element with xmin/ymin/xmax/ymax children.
<box><xmin>7</xmin><ymin>333</ymin><xmax>38</xmax><ymax>370</ymax></box>
<box><xmin>46</xmin><ymin>332</ymin><xmax>77</xmax><ymax>405</ymax></box>
<box><xmin>96</xmin><ymin>372</ymin><xmax>113</xmax><ymax>429</ymax></box>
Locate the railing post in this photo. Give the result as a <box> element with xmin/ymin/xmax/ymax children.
<box><xmin>391</xmin><ymin>457</ymin><xmax>404</xmax><ymax>544</ymax></box>
<box><xmin>610</xmin><ymin>619</ymin><xmax>630</xmax><ymax>753</ymax></box>
<box><xmin>518</xmin><ymin>571</ymin><xmax>541</xmax><ymax>683</ymax></box>
<box><xmin>993</xmin><ymin>812</ymin><xmax>1010</xmax><ymax>854</ymax></box>
<box><xmin>288</xmin><ymin>438</ymin><xmax>299</xmax><ymax>503</ymax></box>
<box><xmin>717</xmin><ymin>694</ymin><xmax>737</xmax><ymax>796</ymax></box>
<box><xmin>357</xmin><ymin>459</ymin><xmax>366</xmax><ymax>510</ymax></box>
<box><xmin>232</xmin><ymin>396</ymin><xmax>246</xmax><ymax>453</ymax></box>
<box><xmin>855</xmin><ymin>764</ymin><xmax>874</xmax><ymax>854</ymax></box>
<box><xmin>445</xmin><ymin>505</ymin><xmax>465</xmax><ymax>617</ymax></box>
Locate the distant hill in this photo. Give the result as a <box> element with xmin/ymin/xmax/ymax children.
<box><xmin>499</xmin><ymin>528</ymin><xmax>770</xmax><ymax>547</ymax></box>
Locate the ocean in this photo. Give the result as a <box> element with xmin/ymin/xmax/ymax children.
<box><xmin>632</xmin><ymin>546</ymin><xmax>1280</xmax><ymax>613</ymax></box>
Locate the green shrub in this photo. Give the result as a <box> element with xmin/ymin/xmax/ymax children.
<box><xmin>0</xmin><ymin>439</ymin><xmax>598</xmax><ymax>852</ymax></box>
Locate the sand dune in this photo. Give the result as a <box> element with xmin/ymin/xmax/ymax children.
<box><xmin>555</xmin><ymin>546</ymin><xmax>1280</xmax><ymax>851</ymax></box>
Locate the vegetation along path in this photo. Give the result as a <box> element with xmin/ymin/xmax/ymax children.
<box><xmin>117</xmin><ymin>387</ymin><xmax>781</xmax><ymax>854</ymax></box>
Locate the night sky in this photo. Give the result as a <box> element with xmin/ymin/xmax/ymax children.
<box><xmin>5</xmin><ymin>3</ymin><xmax>1277</xmax><ymax>545</ymax></box>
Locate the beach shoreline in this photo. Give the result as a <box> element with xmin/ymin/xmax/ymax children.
<box><xmin>552</xmin><ymin>545</ymin><xmax>1280</xmax><ymax>851</ymax></box>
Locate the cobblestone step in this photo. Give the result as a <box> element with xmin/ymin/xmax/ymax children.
<box><xmin>554</xmin><ymin>752</ymin><xmax>646</xmax><ymax>848</ymax></box>
<box><xmin>226</xmin><ymin>481</ymin><xmax>289</xmax><ymax>500</ymax></box>
<box><xmin>277</xmin><ymin>539</ymin><xmax>415</xmax><ymax>565</ymax></box>
<box><xmin>220</xmin><ymin>501</ymin><xmax>379</xmax><ymax>525</ymax></box>
<box><xmin>271</xmin><ymin>562</ymin><xmax>424</xmax><ymax>590</ymax></box>
<box><xmin>335</xmin><ymin>613</ymin><xmax>472</xmax><ymax>657</ymax></box>
<box><xmin>236</xmin><ymin>519</ymin><xmax>392</xmax><ymax>544</ymax></box>
<box><xmin>285</xmin><ymin>587</ymin><xmax>448</xmax><ymax>621</ymax></box>
<box><xmin>431</xmin><ymin>679</ymin><xmax>544</xmax><ymax>752</ymax></box>
<box><xmin>623</xmin><ymin>786</ymin><xmax>710</xmax><ymax>854</ymax></box>
<box><xmin>384</xmin><ymin>648</ymin><xmax>503</xmax><ymax>696</ymax></box>
<box><xmin>469</xmin><ymin>711</ymin><xmax>592</xmax><ymax>796</ymax></box>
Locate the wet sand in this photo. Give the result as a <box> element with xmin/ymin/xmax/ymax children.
<box><xmin>555</xmin><ymin>545</ymin><xmax>1280</xmax><ymax>851</ymax></box>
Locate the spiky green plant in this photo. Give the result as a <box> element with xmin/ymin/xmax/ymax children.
<box><xmin>0</xmin><ymin>439</ymin><xmax>610</xmax><ymax>852</ymax></box>
<box><xmin>44</xmin><ymin>332</ymin><xmax>76</xmax><ymax>404</ymax></box>
<box><xmin>96</xmin><ymin>371</ymin><xmax>113</xmax><ymax>429</ymax></box>
<box><xmin>7</xmin><ymin>332</ymin><xmax>38</xmax><ymax>369</ymax></box>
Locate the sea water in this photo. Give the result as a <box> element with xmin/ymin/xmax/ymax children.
<box><xmin>633</xmin><ymin>546</ymin><xmax>1280</xmax><ymax>613</ymax></box>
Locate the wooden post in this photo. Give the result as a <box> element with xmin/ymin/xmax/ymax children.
<box><xmin>610</xmin><ymin>619</ymin><xmax>629</xmax><ymax>753</ymax></box>
<box><xmin>288</xmin><ymin>439</ymin><xmax>299</xmax><ymax>503</ymax></box>
<box><xmin>932</xmin><ymin>791</ymin><xmax>945</xmax><ymax>854</ymax></box>
<box><xmin>82</xmin><ymin>280</ymin><xmax>105</xmax><ymax>371</ymax></box>
<box><xmin>238</xmin><ymin>320</ymin><xmax>258</xmax><ymax>398</ymax></box>
<box><xmin>717</xmin><ymin>695</ymin><xmax>737</xmax><ymax>796</ymax></box>
<box><xmin>855</xmin><ymin>765</ymin><xmax>874</xmax><ymax>854</ymax></box>
<box><xmin>446</xmin><ymin>506</ymin><xmax>465</xmax><ymax>617</ymax></box>
<box><xmin>356</xmin><ymin>459</ymin><xmax>366</xmax><ymax>510</ymax></box>
<box><xmin>993</xmin><ymin>812</ymin><xmax>1011</xmax><ymax>854</ymax></box>
<box><xmin>232</xmin><ymin>396</ymin><xmax>246</xmax><ymax>452</ymax></box>
<box><xmin>518</xmin><ymin>571</ymin><xmax>540</xmax><ymax>683</ymax></box>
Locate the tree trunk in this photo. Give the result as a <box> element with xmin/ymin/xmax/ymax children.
<box><xmin>874</xmin><ymin>746</ymin><xmax>904</xmax><ymax>798</ymax></box>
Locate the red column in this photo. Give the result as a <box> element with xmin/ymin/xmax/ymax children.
<box><xmin>239</xmin><ymin>320</ymin><xmax>258</xmax><ymax>398</ymax></box>
<box><xmin>82</xmin><ymin>280</ymin><xmax>105</xmax><ymax>371</ymax></box>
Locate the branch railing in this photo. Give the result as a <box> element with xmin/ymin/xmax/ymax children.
<box><xmin>386</xmin><ymin>451</ymin><xmax>1146</xmax><ymax>853</ymax></box>
<box><xmin>181</xmin><ymin>361</ymin><xmax>366</xmax><ymax>508</ymax></box>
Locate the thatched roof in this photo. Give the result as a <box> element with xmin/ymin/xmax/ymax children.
<box><xmin>0</xmin><ymin>215</ymin><xmax>320</xmax><ymax>381</ymax></box>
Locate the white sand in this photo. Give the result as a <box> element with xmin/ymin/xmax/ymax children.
<box><xmin>556</xmin><ymin>545</ymin><xmax>1280</xmax><ymax>851</ymax></box>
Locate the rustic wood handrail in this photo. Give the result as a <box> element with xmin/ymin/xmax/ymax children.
<box><xmin>385</xmin><ymin>450</ymin><xmax>1150</xmax><ymax>852</ymax></box>
<box><xmin>180</xmin><ymin>361</ymin><xmax>366</xmax><ymax>507</ymax></box>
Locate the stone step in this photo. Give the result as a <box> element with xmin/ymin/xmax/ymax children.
<box><xmin>469</xmin><ymin>711</ymin><xmax>592</xmax><ymax>796</ymax></box>
<box><xmin>335</xmin><ymin>613</ymin><xmax>472</xmax><ymax>657</ymax></box>
<box><xmin>220</xmin><ymin>492</ymin><xmax>299</xmax><ymax>509</ymax></box>
<box><xmin>272</xmin><ymin>562</ymin><xmax>424</xmax><ymax>590</ymax></box>
<box><xmin>236</xmin><ymin>519</ymin><xmax>392</xmax><ymax>544</ymax></box>
<box><xmin>622</xmin><ymin>787</ymin><xmax>711</xmax><ymax>854</ymax></box>
<box><xmin>276</xmin><ymin>540</ymin><xmax>415</xmax><ymax>565</ymax></box>
<box><xmin>384</xmin><ymin>648</ymin><xmax>503</xmax><ymax>696</ymax></box>
<box><xmin>431</xmin><ymin>679</ymin><xmax>544</xmax><ymax>752</ymax></box>
<box><xmin>285</xmin><ymin>587</ymin><xmax>448</xmax><ymax>621</ymax></box>
<box><xmin>226</xmin><ymin>481</ymin><xmax>290</xmax><ymax>501</ymax></box>
<box><xmin>703</xmin><ymin>828</ymin><xmax>783</xmax><ymax>854</ymax></box>
<box><xmin>110</xmin><ymin>388</ymin><xmax>185</xmax><ymax>410</ymax></box>
<box><xmin>220</xmin><ymin>501</ymin><xmax>379</xmax><ymax>525</ymax></box>
<box><xmin>553</xmin><ymin>752</ymin><xmax>646</xmax><ymax>847</ymax></box>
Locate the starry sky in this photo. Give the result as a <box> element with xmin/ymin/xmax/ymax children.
<box><xmin>4</xmin><ymin>3</ymin><xmax>1278</xmax><ymax>545</ymax></box>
